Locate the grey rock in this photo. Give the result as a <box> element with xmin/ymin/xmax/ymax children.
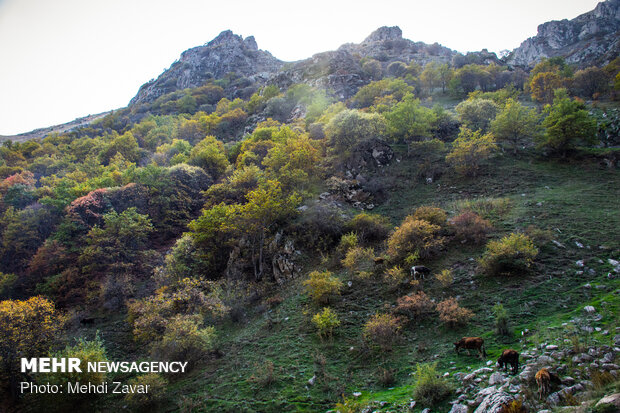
<box><xmin>507</xmin><ymin>0</ymin><xmax>620</xmax><ymax>68</ymax></box>
<box><xmin>595</xmin><ymin>393</ymin><xmax>620</xmax><ymax>409</ymax></box>
<box><xmin>473</xmin><ymin>391</ymin><xmax>514</xmax><ymax>413</ymax></box>
<box><xmin>488</xmin><ymin>372</ymin><xmax>506</xmax><ymax>386</ymax></box>
<box><xmin>449</xmin><ymin>404</ymin><xmax>468</xmax><ymax>413</ymax></box>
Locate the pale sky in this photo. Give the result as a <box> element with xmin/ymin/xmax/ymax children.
<box><xmin>0</xmin><ymin>0</ymin><xmax>603</xmax><ymax>135</ymax></box>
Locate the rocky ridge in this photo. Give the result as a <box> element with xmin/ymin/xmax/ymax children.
<box><xmin>506</xmin><ymin>0</ymin><xmax>620</xmax><ymax>68</ymax></box>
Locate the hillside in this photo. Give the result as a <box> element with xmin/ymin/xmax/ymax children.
<box><xmin>0</xmin><ymin>2</ymin><xmax>619</xmax><ymax>413</ymax></box>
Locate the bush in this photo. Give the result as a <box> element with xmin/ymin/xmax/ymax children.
<box><xmin>387</xmin><ymin>216</ymin><xmax>445</xmax><ymax>262</ymax></box>
<box><xmin>446</xmin><ymin>127</ymin><xmax>498</xmax><ymax>177</ymax></box>
<box><xmin>384</xmin><ymin>265</ymin><xmax>407</xmax><ymax>288</ymax></box>
<box><xmin>303</xmin><ymin>270</ymin><xmax>343</xmax><ymax>304</ymax></box>
<box><xmin>435</xmin><ymin>269</ymin><xmax>453</xmax><ymax>288</ymax></box>
<box><xmin>412</xmin><ymin>206</ymin><xmax>448</xmax><ymax>228</ymax></box>
<box><xmin>413</xmin><ymin>363</ymin><xmax>452</xmax><ymax>406</ymax></box>
<box><xmin>342</xmin><ymin>246</ymin><xmax>375</xmax><ymax>279</ymax></box>
<box><xmin>151</xmin><ymin>315</ymin><xmax>216</xmax><ymax>368</ymax></box>
<box><xmin>124</xmin><ymin>373</ymin><xmax>168</xmax><ymax>408</ymax></box>
<box><xmin>436</xmin><ymin>297</ymin><xmax>474</xmax><ymax>327</ymax></box>
<box><xmin>478</xmin><ymin>233</ymin><xmax>538</xmax><ymax>276</ymax></box>
<box><xmin>345</xmin><ymin>212</ymin><xmax>391</xmax><ymax>244</ymax></box>
<box><xmin>41</xmin><ymin>334</ymin><xmax>108</xmax><ymax>388</ymax></box>
<box><xmin>493</xmin><ymin>303</ymin><xmax>509</xmax><ymax>336</ymax></box>
<box><xmin>363</xmin><ymin>313</ymin><xmax>401</xmax><ymax>351</ymax></box>
<box><xmin>395</xmin><ymin>291</ymin><xmax>434</xmax><ymax>320</ymax></box>
<box><xmin>248</xmin><ymin>360</ymin><xmax>276</xmax><ymax>388</ymax></box>
<box><xmin>312</xmin><ymin>308</ymin><xmax>340</xmax><ymax>339</ymax></box>
<box><xmin>450</xmin><ymin>211</ymin><xmax>493</xmax><ymax>244</ymax></box>
<box><xmin>337</xmin><ymin>232</ymin><xmax>358</xmax><ymax>255</ymax></box>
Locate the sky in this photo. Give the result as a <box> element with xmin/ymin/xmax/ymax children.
<box><xmin>0</xmin><ymin>0</ymin><xmax>603</xmax><ymax>135</ymax></box>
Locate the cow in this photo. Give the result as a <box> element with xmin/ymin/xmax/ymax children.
<box><xmin>454</xmin><ymin>337</ymin><xmax>486</xmax><ymax>358</ymax></box>
<box><xmin>535</xmin><ymin>368</ymin><xmax>561</xmax><ymax>399</ymax></box>
<box><xmin>410</xmin><ymin>265</ymin><xmax>431</xmax><ymax>279</ymax></box>
<box><xmin>497</xmin><ymin>349</ymin><xmax>519</xmax><ymax>375</ymax></box>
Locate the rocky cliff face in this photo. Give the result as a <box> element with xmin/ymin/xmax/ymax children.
<box><xmin>506</xmin><ymin>0</ymin><xmax>620</xmax><ymax>68</ymax></box>
<box><xmin>272</xmin><ymin>26</ymin><xmax>457</xmax><ymax>99</ymax></box>
<box><xmin>130</xmin><ymin>30</ymin><xmax>283</xmax><ymax>105</ymax></box>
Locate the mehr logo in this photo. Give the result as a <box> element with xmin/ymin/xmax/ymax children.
<box><xmin>21</xmin><ymin>358</ymin><xmax>82</xmax><ymax>373</ymax></box>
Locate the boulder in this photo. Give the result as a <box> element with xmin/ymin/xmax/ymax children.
<box><xmin>449</xmin><ymin>404</ymin><xmax>468</xmax><ymax>413</ymax></box>
<box><xmin>595</xmin><ymin>393</ymin><xmax>620</xmax><ymax>410</ymax></box>
<box><xmin>473</xmin><ymin>391</ymin><xmax>515</xmax><ymax>413</ymax></box>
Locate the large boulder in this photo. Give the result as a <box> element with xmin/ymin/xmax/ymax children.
<box><xmin>473</xmin><ymin>391</ymin><xmax>515</xmax><ymax>413</ymax></box>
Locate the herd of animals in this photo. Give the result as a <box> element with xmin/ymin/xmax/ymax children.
<box><xmin>454</xmin><ymin>336</ymin><xmax>563</xmax><ymax>399</ymax></box>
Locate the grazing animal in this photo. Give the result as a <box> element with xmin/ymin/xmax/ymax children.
<box><xmin>454</xmin><ymin>337</ymin><xmax>486</xmax><ymax>358</ymax></box>
<box><xmin>410</xmin><ymin>265</ymin><xmax>431</xmax><ymax>279</ymax></box>
<box><xmin>80</xmin><ymin>317</ymin><xmax>95</xmax><ymax>326</ymax></box>
<box><xmin>374</xmin><ymin>257</ymin><xmax>385</xmax><ymax>265</ymax></box>
<box><xmin>535</xmin><ymin>368</ymin><xmax>561</xmax><ymax>399</ymax></box>
<box><xmin>535</xmin><ymin>368</ymin><xmax>551</xmax><ymax>399</ymax></box>
<box><xmin>497</xmin><ymin>349</ymin><xmax>519</xmax><ymax>374</ymax></box>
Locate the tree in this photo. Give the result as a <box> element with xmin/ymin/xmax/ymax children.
<box><xmin>0</xmin><ymin>296</ymin><xmax>62</xmax><ymax>396</ymax></box>
<box><xmin>455</xmin><ymin>98</ymin><xmax>498</xmax><ymax>132</ymax></box>
<box><xmin>446</xmin><ymin>127</ymin><xmax>498</xmax><ymax>176</ymax></box>
<box><xmin>79</xmin><ymin>207</ymin><xmax>154</xmax><ymax>276</ymax></box>
<box><xmin>529</xmin><ymin>72</ymin><xmax>564</xmax><ymax>104</ymax></box>
<box><xmin>571</xmin><ymin>67</ymin><xmax>610</xmax><ymax>99</ymax></box>
<box><xmin>188</xmin><ymin>135</ymin><xmax>230</xmax><ymax>180</ymax></box>
<box><xmin>420</xmin><ymin>62</ymin><xmax>441</xmax><ymax>95</ymax></box>
<box><xmin>384</xmin><ymin>94</ymin><xmax>437</xmax><ymax>143</ymax></box>
<box><xmin>324</xmin><ymin>109</ymin><xmax>387</xmax><ymax>155</ymax></box>
<box><xmin>233</xmin><ymin>180</ymin><xmax>300</xmax><ymax>280</ymax></box>
<box><xmin>538</xmin><ymin>89</ymin><xmax>597</xmax><ymax>156</ymax></box>
<box><xmin>490</xmin><ymin>99</ymin><xmax>542</xmax><ymax>154</ymax></box>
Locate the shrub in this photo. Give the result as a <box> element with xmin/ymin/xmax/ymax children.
<box><xmin>435</xmin><ymin>269</ymin><xmax>453</xmax><ymax>288</ymax></box>
<box><xmin>303</xmin><ymin>270</ymin><xmax>343</xmax><ymax>304</ymax></box>
<box><xmin>493</xmin><ymin>303</ymin><xmax>510</xmax><ymax>336</ymax></box>
<box><xmin>363</xmin><ymin>313</ymin><xmax>401</xmax><ymax>351</ymax></box>
<box><xmin>384</xmin><ymin>265</ymin><xmax>407</xmax><ymax>288</ymax></box>
<box><xmin>125</xmin><ymin>373</ymin><xmax>168</xmax><ymax>408</ymax></box>
<box><xmin>387</xmin><ymin>217</ymin><xmax>445</xmax><ymax>262</ymax></box>
<box><xmin>436</xmin><ymin>297</ymin><xmax>474</xmax><ymax>327</ymax></box>
<box><xmin>478</xmin><ymin>233</ymin><xmax>538</xmax><ymax>276</ymax></box>
<box><xmin>151</xmin><ymin>315</ymin><xmax>216</xmax><ymax>368</ymax></box>
<box><xmin>451</xmin><ymin>211</ymin><xmax>493</xmax><ymax>244</ymax></box>
<box><xmin>342</xmin><ymin>246</ymin><xmax>375</xmax><ymax>279</ymax></box>
<box><xmin>452</xmin><ymin>197</ymin><xmax>512</xmax><ymax>221</ymax></box>
<box><xmin>41</xmin><ymin>334</ymin><xmax>108</xmax><ymax>388</ymax></box>
<box><xmin>312</xmin><ymin>308</ymin><xmax>340</xmax><ymax>339</ymax></box>
<box><xmin>345</xmin><ymin>212</ymin><xmax>391</xmax><ymax>243</ymax></box>
<box><xmin>412</xmin><ymin>206</ymin><xmax>447</xmax><ymax>228</ymax></box>
<box><xmin>377</xmin><ymin>367</ymin><xmax>396</xmax><ymax>387</ymax></box>
<box><xmin>413</xmin><ymin>362</ymin><xmax>452</xmax><ymax>406</ymax></box>
<box><xmin>395</xmin><ymin>291</ymin><xmax>434</xmax><ymax>320</ymax></box>
<box><xmin>337</xmin><ymin>232</ymin><xmax>358</xmax><ymax>255</ymax></box>
<box><xmin>446</xmin><ymin>127</ymin><xmax>498</xmax><ymax>177</ymax></box>
<box><xmin>249</xmin><ymin>360</ymin><xmax>276</xmax><ymax>388</ymax></box>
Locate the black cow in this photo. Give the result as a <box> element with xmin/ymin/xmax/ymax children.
<box><xmin>497</xmin><ymin>349</ymin><xmax>519</xmax><ymax>374</ymax></box>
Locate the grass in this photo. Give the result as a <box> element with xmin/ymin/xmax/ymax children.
<box><xmin>83</xmin><ymin>152</ymin><xmax>619</xmax><ymax>412</ymax></box>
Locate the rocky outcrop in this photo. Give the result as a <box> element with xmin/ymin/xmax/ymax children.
<box><xmin>130</xmin><ymin>30</ymin><xmax>283</xmax><ymax>105</ymax></box>
<box><xmin>506</xmin><ymin>0</ymin><xmax>620</xmax><ymax>68</ymax></box>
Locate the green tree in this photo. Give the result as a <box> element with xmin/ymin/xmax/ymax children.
<box><xmin>324</xmin><ymin>109</ymin><xmax>387</xmax><ymax>155</ymax></box>
<box><xmin>188</xmin><ymin>135</ymin><xmax>230</xmax><ymax>179</ymax></box>
<box><xmin>455</xmin><ymin>98</ymin><xmax>498</xmax><ymax>132</ymax></box>
<box><xmin>490</xmin><ymin>99</ymin><xmax>542</xmax><ymax>154</ymax></box>
<box><xmin>538</xmin><ymin>89</ymin><xmax>597</xmax><ymax>156</ymax></box>
<box><xmin>384</xmin><ymin>94</ymin><xmax>437</xmax><ymax>143</ymax></box>
<box><xmin>420</xmin><ymin>62</ymin><xmax>441</xmax><ymax>95</ymax></box>
<box><xmin>79</xmin><ymin>207</ymin><xmax>154</xmax><ymax>276</ymax></box>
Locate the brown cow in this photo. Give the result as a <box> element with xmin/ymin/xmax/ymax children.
<box><xmin>454</xmin><ymin>337</ymin><xmax>486</xmax><ymax>358</ymax></box>
<box><xmin>497</xmin><ymin>349</ymin><xmax>519</xmax><ymax>375</ymax></box>
<box><xmin>535</xmin><ymin>368</ymin><xmax>550</xmax><ymax>399</ymax></box>
<box><xmin>535</xmin><ymin>368</ymin><xmax>561</xmax><ymax>399</ymax></box>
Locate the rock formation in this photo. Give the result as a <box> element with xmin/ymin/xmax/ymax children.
<box><xmin>506</xmin><ymin>0</ymin><xmax>620</xmax><ymax>68</ymax></box>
